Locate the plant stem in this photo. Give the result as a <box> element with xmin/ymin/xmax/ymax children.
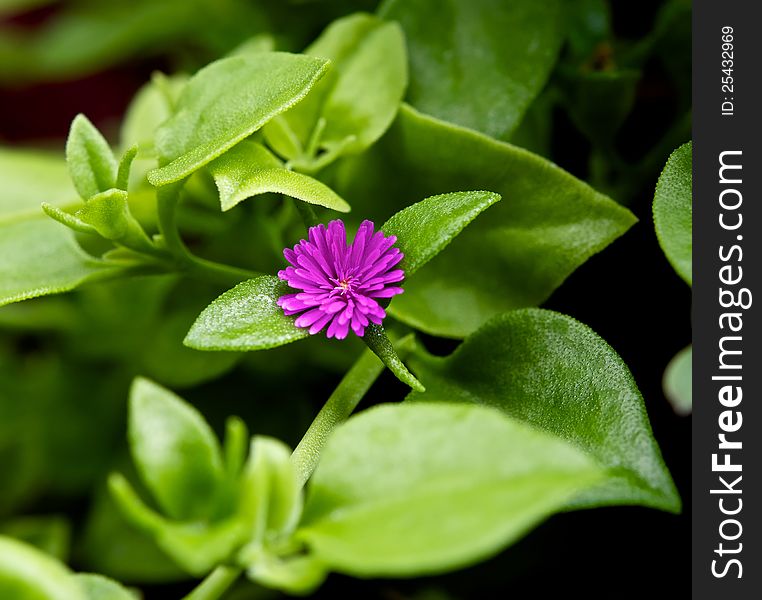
<box><xmin>293</xmin><ymin>198</ymin><xmax>320</xmax><ymax>230</ymax></box>
<box><xmin>291</xmin><ymin>334</ymin><xmax>417</xmax><ymax>486</ymax></box>
<box><xmin>183</xmin><ymin>255</ymin><xmax>260</xmax><ymax>287</ymax></box>
<box><xmin>156</xmin><ymin>183</ymin><xmax>191</xmax><ymax>258</ymax></box>
<box><xmin>155</xmin><ymin>182</ymin><xmax>259</xmax><ymax>286</ymax></box>
<box><xmin>183</xmin><ymin>566</ymin><xmax>242</xmax><ymax>600</ymax></box>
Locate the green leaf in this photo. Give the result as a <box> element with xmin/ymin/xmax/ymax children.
<box><xmin>185</xmin><ymin>276</ymin><xmax>308</xmax><ymax>352</ymax></box>
<box><xmin>79</xmin><ymin>486</ymin><xmax>187</xmax><ymax>584</ymax></box>
<box><xmin>0</xmin><ymin>535</ymin><xmax>84</xmax><ymax>600</ymax></box>
<box><xmin>42</xmin><ymin>203</ymin><xmax>98</xmax><ymax>235</ymax></box>
<box><xmin>148</xmin><ymin>53</ymin><xmax>329</xmax><ymax>186</ymax></box>
<box><xmin>128</xmin><ymin>378</ymin><xmax>225</xmax><ymax>521</ymax></box>
<box><xmin>0</xmin><ymin>147</ymin><xmax>78</xmax><ymax>225</ymax></box>
<box><xmin>0</xmin><ymin>516</ymin><xmax>70</xmax><ymax>561</ymax></box>
<box><xmin>663</xmin><ymin>345</ymin><xmax>692</xmax><ymax>416</ymax></box>
<box><xmin>75</xmin><ymin>574</ymin><xmax>136</xmax><ymax>600</ymax></box>
<box><xmin>108</xmin><ymin>474</ymin><xmax>246</xmax><ymax>577</ymax></box>
<box><xmin>0</xmin><ymin>219</ymin><xmax>116</xmax><ymax>307</ymax></box>
<box><xmin>382</xmin><ymin>191</ymin><xmax>500</xmax><ymax>276</ymax></box>
<box><xmin>264</xmin><ymin>13</ymin><xmax>407</xmax><ymax>169</ymax></box>
<box><xmin>240</xmin><ymin>437</ymin><xmax>302</xmax><ymax>546</ymax></box>
<box><xmin>115</xmin><ymin>146</ymin><xmax>138</xmax><ymax>191</ymax></box>
<box><xmin>379</xmin><ymin>0</ymin><xmax>563</xmax><ymax>139</ymax></box>
<box><xmin>407</xmin><ymin>309</ymin><xmax>681</xmax><ymax>512</ymax></box>
<box><xmin>298</xmin><ymin>403</ymin><xmax>602</xmax><ymax>576</ymax></box>
<box><xmin>140</xmin><ymin>309</ymin><xmax>240</xmax><ymax>389</ymax></box>
<box><xmin>208</xmin><ymin>141</ymin><xmax>350</xmax><ymax>212</ymax></box>
<box><xmin>75</xmin><ymin>189</ymin><xmax>149</xmax><ymax>242</ymax></box>
<box><xmin>653</xmin><ymin>141</ymin><xmax>692</xmax><ymax>285</ymax></box>
<box><xmin>335</xmin><ymin>104</ymin><xmax>636</xmax><ymax>337</ymax></box>
<box><xmin>560</xmin><ymin>69</ymin><xmax>640</xmax><ymax>145</ymax></box>
<box><xmin>66</xmin><ymin>114</ymin><xmax>118</xmax><ymax>200</ymax></box>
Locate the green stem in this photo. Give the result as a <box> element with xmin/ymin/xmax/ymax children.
<box><xmin>183</xmin><ymin>255</ymin><xmax>260</xmax><ymax>287</ymax></box>
<box><xmin>155</xmin><ymin>182</ymin><xmax>259</xmax><ymax>286</ymax></box>
<box><xmin>183</xmin><ymin>566</ymin><xmax>242</xmax><ymax>600</ymax></box>
<box><xmin>156</xmin><ymin>183</ymin><xmax>191</xmax><ymax>258</ymax></box>
<box><xmin>293</xmin><ymin>199</ymin><xmax>320</xmax><ymax>230</ymax></box>
<box><xmin>291</xmin><ymin>334</ymin><xmax>418</xmax><ymax>487</ymax></box>
<box><xmin>363</xmin><ymin>324</ymin><xmax>425</xmax><ymax>392</ymax></box>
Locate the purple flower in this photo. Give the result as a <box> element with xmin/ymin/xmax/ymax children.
<box><xmin>277</xmin><ymin>220</ymin><xmax>404</xmax><ymax>339</ymax></box>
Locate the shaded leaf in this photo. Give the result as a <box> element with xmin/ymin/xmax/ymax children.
<box><xmin>379</xmin><ymin>0</ymin><xmax>563</xmax><ymax>139</ymax></box>
<box><xmin>108</xmin><ymin>474</ymin><xmax>246</xmax><ymax>577</ymax></box>
<box><xmin>335</xmin><ymin>104</ymin><xmax>636</xmax><ymax>337</ymax></box>
<box><xmin>0</xmin><ymin>516</ymin><xmax>70</xmax><ymax>561</ymax></box>
<box><xmin>128</xmin><ymin>378</ymin><xmax>225</xmax><ymax>521</ymax></box>
<box><xmin>407</xmin><ymin>309</ymin><xmax>681</xmax><ymax>512</ymax></box>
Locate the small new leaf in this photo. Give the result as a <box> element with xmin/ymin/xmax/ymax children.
<box><xmin>264</xmin><ymin>13</ymin><xmax>407</xmax><ymax>170</ymax></box>
<box><xmin>128</xmin><ymin>378</ymin><xmax>226</xmax><ymax>521</ymax></box>
<box><xmin>209</xmin><ymin>141</ymin><xmax>350</xmax><ymax>212</ymax></box>
<box><xmin>66</xmin><ymin>114</ymin><xmax>118</xmax><ymax>200</ymax></box>
<box><xmin>75</xmin><ymin>189</ymin><xmax>156</xmax><ymax>253</ymax></box>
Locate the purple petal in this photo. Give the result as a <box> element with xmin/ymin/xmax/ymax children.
<box><xmin>309</xmin><ymin>313</ymin><xmax>333</xmax><ymax>335</ymax></box>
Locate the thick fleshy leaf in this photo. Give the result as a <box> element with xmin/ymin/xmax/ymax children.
<box><xmin>239</xmin><ymin>437</ymin><xmax>302</xmax><ymax>547</ymax></box>
<box><xmin>0</xmin><ymin>516</ymin><xmax>70</xmax><ymax>561</ymax></box>
<box><xmin>407</xmin><ymin>309</ymin><xmax>681</xmax><ymax>512</ymax></box>
<box><xmin>264</xmin><ymin>13</ymin><xmax>407</xmax><ymax>168</ymax></box>
<box><xmin>148</xmin><ymin>53</ymin><xmax>329</xmax><ymax>186</ymax></box>
<box><xmin>0</xmin><ymin>147</ymin><xmax>78</xmax><ymax>224</ymax></box>
<box><xmin>382</xmin><ymin>191</ymin><xmax>500</xmax><ymax>276</ymax></box>
<box><xmin>108</xmin><ymin>474</ymin><xmax>246</xmax><ymax>577</ymax></box>
<box><xmin>208</xmin><ymin>141</ymin><xmax>349</xmax><ymax>212</ymax></box>
<box><xmin>75</xmin><ymin>574</ymin><xmax>135</xmax><ymax>600</ymax></box>
<box><xmin>298</xmin><ymin>403</ymin><xmax>602</xmax><ymax>576</ymax></box>
<box><xmin>0</xmin><ymin>219</ymin><xmax>116</xmax><ymax>307</ymax></box>
<box><xmin>185</xmin><ymin>276</ymin><xmax>308</xmax><ymax>351</ymax></box>
<box><xmin>335</xmin><ymin>104</ymin><xmax>636</xmax><ymax>337</ymax></box>
<box><xmin>379</xmin><ymin>0</ymin><xmax>563</xmax><ymax>139</ymax></box>
<box><xmin>663</xmin><ymin>345</ymin><xmax>692</xmax><ymax>415</ymax></box>
<box><xmin>75</xmin><ymin>189</ymin><xmax>154</xmax><ymax>252</ymax></box>
<box><xmin>66</xmin><ymin>114</ymin><xmax>118</xmax><ymax>200</ymax></box>
<box><xmin>79</xmin><ymin>486</ymin><xmax>187</xmax><ymax>584</ymax></box>
<box><xmin>653</xmin><ymin>141</ymin><xmax>692</xmax><ymax>285</ymax></box>
<box><xmin>0</xmin><ymin>535</ymin><xmax>84</xmax><ymax>600</ymax></box>
<box><xmin>128</xmin><ymin>378</ymin><xmax>225</xmax><ymax>521</ymax></box>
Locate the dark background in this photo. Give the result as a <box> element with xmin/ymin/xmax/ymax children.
<box><xmin>0</xmin><ymin>1</ymin><xmax>690</xmax><ymax>598</ymax></box>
